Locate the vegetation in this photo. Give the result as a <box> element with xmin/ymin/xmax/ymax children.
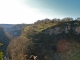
<box><xmin>0</xmin><ymin>50</ymin><xmax>3</xmax><ymax>60</ymax></box>
<box><xmin>0</xmin><ymin>43</ymin><xmax>4</xmax><ymax>60</ymax></box>
<box><xmin>0</xmin><ymin>17</ymin><xmax>80</xmax><ymax>60</ymax></box>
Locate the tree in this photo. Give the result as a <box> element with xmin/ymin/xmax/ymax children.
<box><xmin>0</xmin><ymin>50</ymin><xmax>3</xmax><ymax>60</ymax></box>
<box><xmin>0</xmin><ymin>43</ymin><xmax>4</xmax><ymax>60</ymax></box>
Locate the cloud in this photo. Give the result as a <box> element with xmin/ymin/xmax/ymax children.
<box><xmin>0</xmin><ymin>0</ymin><xmax>51</xmax><ymax>24</ymax></box>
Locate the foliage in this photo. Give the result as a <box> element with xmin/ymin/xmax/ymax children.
<box><xmin>7</xmin><ymin>18</ymin><xmax>80</xmax><ymax>60</ymax></box>
<box><xmin>0</xmin><ymin>43</ymin><xmax>4</xmax><ymax>60</ymax></box>
<box><xmin>0</xmin><ymin>51</ymin><xmax>3</xmax><ymax>60</ymax></box>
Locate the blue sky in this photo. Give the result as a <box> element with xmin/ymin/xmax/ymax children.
<box><xmin>0</xmin><ymin>0</ymin><xmax>80</xmax><ymax>24</ymax></box>
<box><xmin>25</xmin><ymin>0</ymin><xmax>80</xmax><ymax>18</ymax></box>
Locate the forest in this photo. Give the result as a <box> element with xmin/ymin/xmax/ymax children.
<box><xmin>0</xmin><ymin>17</ymin><xmax>80</xmax><ymax>60</ymax></box>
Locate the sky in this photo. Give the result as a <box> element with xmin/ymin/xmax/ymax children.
<box><xmin>0</xmin><ymin>0</ymin><xmax>80</xmax><ymax>24</ymax></box>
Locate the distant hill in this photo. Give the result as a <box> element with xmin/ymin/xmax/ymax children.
<box><xmin>8</xmin><ymin>24</ymin><xmax>30</xmax><ymax>37</ymax></box>
<box><xmin>0</xmin><ymin>24</ymin><xmax>30</xmax><ymax>37</ymax></box>
<box><xmin>0</xmin><ymin>24</ymin><xmax>14</xmax><ymax>32</ymax></box>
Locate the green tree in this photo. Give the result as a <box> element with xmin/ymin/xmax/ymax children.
<box><xmin>0</xmin><ymin>50</ymin><xmax>3</xmax><ymax>60</ymax></box>
<box><xmin>0</xmin><ymin>43</ymin><xmax>4</xmax><ymax>60</ymax></box>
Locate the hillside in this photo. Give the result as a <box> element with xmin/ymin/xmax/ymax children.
<box><xmin>0</xmin><ymin>24</ymin><xmax>14</xmax><ymax>32</ymax></box>
<box><xmin>0</xmin><ymin>24</ymin><xmax>30</xmax><ymax>37</ymax></box>
<box><xmin>0</xmin><ymin>27</ymin><xmax>10</xmax><ymax>55</ymax></box>
<box><xmin>8</xmin><ymin>24</ymin><xmax>29</xmax><ymax>37</ymax></box>
<box><xmin>7</xmin><ymin>18</ymin><xmax>80</xmax><ymax>60</ymax></box>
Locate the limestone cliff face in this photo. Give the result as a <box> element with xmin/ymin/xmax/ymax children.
<box><xmin>43</xmin><ymin>25</ymin><xmax>80</xmax><ymax>35</ymax></box>
<box><xmin>76</xmin><ymin>26</ymin><xmax>80</xmax><ymax>33</ymax></box>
